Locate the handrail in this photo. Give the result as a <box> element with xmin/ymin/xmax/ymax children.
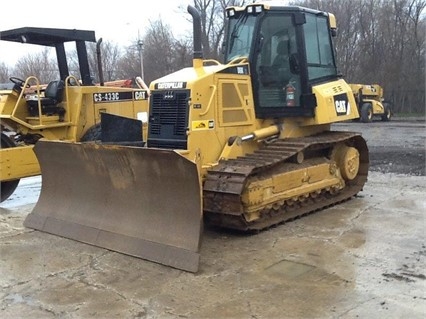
<box><xmin>63</xmin><ymin>75</ymin><xmax>81</xmax><ymax>123</ymax></box>
<box><xmin>199</xmin><ymin>85</ymin><xmax>216</xmax><ymax>117</ymax></box>
<box><xmin>11</xmin><ymin>76</ymin><xmax>42</xmax><ymax>125</ymax></box>
<box><xmin>203</xmin><ymin>59</ymin><xmax>221</xmax><ymax>66</ymax></box>
<box><xmin>227</xmin><ymin>56</ymin><xmax>248</xmax><ymax>65</ymax></box>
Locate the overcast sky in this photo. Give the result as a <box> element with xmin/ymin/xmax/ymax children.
<box><xmin>0</xmin><ymin>0</ymin><xmax>190</xmax><ymax>67</ymax></box>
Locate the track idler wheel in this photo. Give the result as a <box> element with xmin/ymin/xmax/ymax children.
<box><xmin>332</xmin><ymin>144</ymin><xmax>360</xmax><ymax>181</ymax></box>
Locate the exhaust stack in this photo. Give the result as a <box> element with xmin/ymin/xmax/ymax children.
<box><xmin>187</xmin><ymin>5</ymin><xmax>203</xmax><ymax>67</ymax></box>
<box><xmin>96</xmin><ymin>38</ymin><xmax>104</xmax><ymax>86</ymax></box>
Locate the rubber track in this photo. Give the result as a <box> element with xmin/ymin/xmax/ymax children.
<box><xmin>203</xmin><ymin>131</ymin><xmax>369</xmax><ymax>231</ymax></box>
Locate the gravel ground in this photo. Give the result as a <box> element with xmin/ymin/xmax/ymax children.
<box><xmin>332</xmin><ymin>117</ymin><xmax>425</xmax><ymax>176</ymax></box>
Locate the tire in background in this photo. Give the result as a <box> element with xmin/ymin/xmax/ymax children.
<box><xmin>80</xmin><ymin>124</ymin><xmax>102</xmax><ymax>142</ymax></box>
<box><xmin>361</xmin><ymin>103</ymin><xmax>373</xmax><ymax>123</ymax></box>
<box><xmin>0</xmin><ymin>133</ymin><xmax>20</xmax><ymax>202</ymax></box>
<box><xmin>381</xmin><ymin>102</ymin><xmax>392</xmax><ymax>121</ymax></box>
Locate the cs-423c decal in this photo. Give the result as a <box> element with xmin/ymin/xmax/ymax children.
<box><xmin>93</xmin><ymin>91</ymin><xmax>148</xmax><ymax>103</ymax></box>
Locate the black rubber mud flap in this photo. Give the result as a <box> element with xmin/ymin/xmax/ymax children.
<box><xmin>24</xmin><ymin>140</ymin><xmax>203</xmax><ymax>272</ymax></box>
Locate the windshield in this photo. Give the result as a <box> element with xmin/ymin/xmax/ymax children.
<box><xmin>225</xmin><ymin>15</ymin><xmax>257</xmax><ymax>62</ymax></box>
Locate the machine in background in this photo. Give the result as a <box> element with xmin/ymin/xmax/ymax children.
<box><xmin>349</xmin><ymin>83</ymin><xmax>392</xmax><ymax>122</ymax></box>
<box><xmin>0</xmin><ymin>27</ymin><xmax>149</xmax><ymax>202</ymax></box>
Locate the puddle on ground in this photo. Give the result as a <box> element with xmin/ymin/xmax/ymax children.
<box><xmin>264</xmin><ymin>259</ymin><xmax>315</xmax><ymax>278</ymax></box>
<box><xmin>3</xmin><ymin>293</ymin><xmax>36</xmax><ymax>306</ymax></box>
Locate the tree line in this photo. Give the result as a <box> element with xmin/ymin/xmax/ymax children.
<box><xmin>1</xmin><ymin>0</ymin><xmax>424</xmax><ymax>114</ymax></box>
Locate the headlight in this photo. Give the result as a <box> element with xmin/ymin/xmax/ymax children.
<box><xmin>226</xmin><ymin>8</ymin><xmax>236</xmax><ymax>17</ymax></box>
<box><xmin>246</xmin><ymin>4</ymin><xmax>263</xmax><ymax>14</ymax></box>
<box><xmin>137</xmin><ymin>112</ymin><xmax>148</xmax><ymax>123</ymax></box>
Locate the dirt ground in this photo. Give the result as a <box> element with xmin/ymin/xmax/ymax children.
<box><xmin>333</xmin><ymin>119</ymin><xmax>425</xmax><ymax>176</ymax></box>
<box><xmin>0</xmin><ymin>117</ymin><xmax>425</xmax><ymax>319</ymax></box>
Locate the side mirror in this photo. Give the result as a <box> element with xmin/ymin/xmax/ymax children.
<box><xmin>289</xmin><ymin>53</ymin><xmax>300</xmax><ymax>74</ymax></box>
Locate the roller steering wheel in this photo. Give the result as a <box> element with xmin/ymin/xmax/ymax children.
<box><xmin>9</xmin><ymin>76</ymin><xmax>30</xmax><ymax>88</ymax></box>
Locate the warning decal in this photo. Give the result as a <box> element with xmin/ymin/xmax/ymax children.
<box><xmin>192</xmin><ymin>120</ymin><xmax>214</xmax><ymax>130</ymax></box>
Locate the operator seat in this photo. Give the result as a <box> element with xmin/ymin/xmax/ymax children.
<box><xmin>259</xmin><ymin>40</ymin><xmax>291</xmax><ymax>87</ymax></box>
<box><xmin>27</xmin><ymin>80</ymin><xmax>65</xmax><ymax>117</ymax></box>
<box><xmin>272</xmin><ymin>40</ymin><xmax>289</xmax><ymax>68</ymax></box>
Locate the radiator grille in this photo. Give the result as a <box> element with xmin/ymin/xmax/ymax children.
<box><xmin>148</xmin><ymin>90</ymin><xmax>190</xmax><ymax>149</ymax></box>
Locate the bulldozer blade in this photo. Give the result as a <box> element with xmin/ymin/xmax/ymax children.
<box><xmin>24</xmin><ymin>140</ymin><xmax>203</xmax><ymax>272</ymax></box>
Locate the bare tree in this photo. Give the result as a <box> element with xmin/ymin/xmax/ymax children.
<box><xmin>116</xmin><ymin>19</ymin><xmax>192</xmax><ymax>84</ymax></box>
<box><xmin>188</xmin><ymin>0</ymin><xmax>249</xmax><ymax>60</ymax></box>
<box><xmin>63</xmin><ymin>40</ymin><xmax>124</xmax><ymax>83</ymax></box>
<box><xmin>87</xmin><ymin>40</ymin><xmax>123</xmax><ymax>82</ymax></box>
<box><xmin>173</xmin><ymin>38</ymin><xmax>193</xmax><ymax>68</ymax></box>
<box><xmin>115</xmin><ymin>44</ymin><xmax>141</xmax><ymax>81</ymax></box>
<box><xmin>6</xmin><ymin>1</ymin><xmax>423</xmax><ymax>113</ymax></box>
<box><xmin>0</xmin><ymin>62</ymin><xmax>9</xmax><ymax>82</ymax></box>
<box><xmin>139</xmin><ymin>19</ymin><xmax>178</xmax><ymax>84</ymax></box>
<box><xmin>381</xmin><ymin>0</ymin><xmax>426</xmax><ymax>113</ymax></box>
<box><xmin>12</xmin><ymin>48</ymin><xmax>58</xmax><ymax>84</ymax></box>
<box><xmin>292</xmin><ymin>0</ymin><xmax>425</xmax><ymax>114</ymax></box>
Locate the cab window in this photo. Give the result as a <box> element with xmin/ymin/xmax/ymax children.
<box><xmin>304</xmin><ymin>14</ymin><xmax>337</xmax><ymax>81</ymax></box>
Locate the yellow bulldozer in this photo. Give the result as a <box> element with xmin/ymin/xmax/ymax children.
<box><xmin>349</xmin><ymin>83</ymin><xmax>392</xmax><ymax>122</ymax></box>
<box><xmin>0</xmin><ymin>27</ymin><xmax>149</xmax><ymax>202</ymax></box>
<box><xmin>24</xmin><ymin>3</ymin><xmax>369</xmax><ymax>272</ymax></box>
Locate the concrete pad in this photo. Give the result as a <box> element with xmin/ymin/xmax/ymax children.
<box><xmin>0</xmin><ymin>171</ymin><xmax>425</xmax><ymax>318</ymax></box>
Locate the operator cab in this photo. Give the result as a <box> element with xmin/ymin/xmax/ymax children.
<box><xmin>26</xmin><ymin>80</ymin><xmax>65</xmax><ymax>118</ymax></box>
<box><xmin>224</xmin><ymin>4</ymin><xmax>338</xmax><ymax>118</ymax></box>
